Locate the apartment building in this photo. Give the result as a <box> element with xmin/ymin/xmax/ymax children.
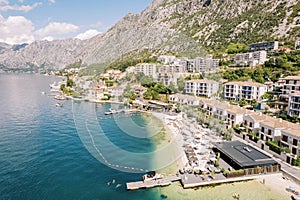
<box><xmin>288</xmin><ymin>92</ymin><xmax>300</xmax><ymax>118</ymax></box>
<box><xmin>259</xmin><ymin>118</ymin><xmax>288</xmax><ymax>142</ymax></box>
<box><xmin>169</xmin><ymin>94</ymin><xmax>204</xmax><ymax>106</ymax></box>
<box><xmin>135</xmin><ymin>63</ymin><xmax>157</xmax><ymax>79</ymax></box>
<box><xmin>157</xmin><ymin>55</ymin><xmax>176</xmax><ymax>64</ymax></box>
<box><xmin>223</xmin><ymin>81</ymin><xmax>267</xmax><ymax>101</ymax></box>
<box><xmin>281</xmin><ymin>127</ymin><xmax>300</xmax><ymax>164</ymax></box>
<box><xmin>233</xmin><ymin>51</ymin><xmax>267</xmax><ymax>67</ymax></box>
<box><xmin>185</xmin><ymin>79</ymin><xmax>219</xmax><ymax>97</ymax></box>
<box><xmin>193</xmin><ymin>55</ymin><xmax>220</xmax><ymax>73</ymax></box>
<box><xmin>243</xmin><ymin>112</ymin><xmax>272</xmax><ymax>134</ymax></box>
<box><xmin>280</xmin><ymin>75</ymin><xmax>300</xmax><ymax>95</ymax></box>
<box><xmin>184</xmin><ymin>56</ymin><xmax>219</xmax><ymax>73</ymax></box>
<box><xmin>249</xmin><ymin>41</ymin><xmax>279</xmax><ymax>52</ymax></box>
<box><xmin>202</xmin><ymin>100</ymin><xmax>248</xmax><ymax>127</ymax></box>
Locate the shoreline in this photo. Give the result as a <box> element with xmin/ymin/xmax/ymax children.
<box><xmin>150</xmin><ymin>112</ymin><xmax>188</xmax><ymax>174</ymax></box>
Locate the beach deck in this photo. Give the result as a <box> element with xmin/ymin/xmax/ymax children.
<box><xmin>126</xmin><ymin>176</ymin><xmax>181</xmax><ymax>190</ymax></box>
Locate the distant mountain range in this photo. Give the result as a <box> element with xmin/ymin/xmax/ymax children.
<box><xmin>0</xmin><ymin>0</ymin><xmax>299</xmax><ymax>72</ymax></box>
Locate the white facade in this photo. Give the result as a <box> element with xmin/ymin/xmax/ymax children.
<box><xmin>296</xmin><ymin>41</ymin><xmax>300</xmax><ymax>50</ymax></box>
<box><xmin>280</xmin><ymin>76</ymin><xmax>300</xmax><ymax>95</ymax></box>
<box><xmin>281</xmin><ymin>128</ymin><xmax>300</xmax><ymax>164</ymax></box>
<box><xmin>193</xmin><ymin>55</ymin><xmax>219</xmax><ymax>73</ymax></box>
<box><xmin>224</xmin><ymin>81</ymin><xmax>267</xmax><ymax>101</ymax></box>
<box><xmin>185</xmin><ymin>79</ymin><xmax>219</xmax><ymax>97</ymax></box>
<box><xmin>233</xmin><ymin>51</ymin><xmax>267</xmax><ymax>67</ymax></box>
<box><xmin>157</xmin><ymin>55</ymin><xmax>176</xmax><ymax>64</ymax></box>
<box><xmin>288</xmin><ymin>92</ymin><xmax>300</xmax><ymax>118</ymax></box>
<box><xmin>135</xmin><ymin>63</ymin><xmax>157</xmax><ymax>79</ymax></box>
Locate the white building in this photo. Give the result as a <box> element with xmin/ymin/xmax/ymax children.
<box><xmin>169</xmin><ymin>94</ymin><xmax>202</xmax><ymax>106</ymax></box>
<box><xmin>135</xmin><ymin>63</ymin><xmax>157</xmax><ymax>79</ymax></box>
<box><xmin>295</xmin><ymin>41</ymin><xmax>300</xmax><ymax>50</ymax></box>
<box><xmin>157</xmin><ymin>55</ymin><xmax>176</xmax><ymax>64</ymax></box>
<box><xmin>185</xmin><ymin>79</ymin><xmax>219</xmax><ymax>97</ymax></box>
<box><xmin>233</xmin><ymin>51</ymin><xmax>267</xmax><ymax>67</ymax></box>
<box><xmin>224</xmin><ymin>80</ymin><xmax>267</xmax><ymax>101</ymax></box>
<box><xmin>193</xmin><ymin>55</ymin><xmax>219</xmax><ymax>73</ymax></box>
<box><xmin>288</xmin><ymin>92</ymin><xmax>300</xmax><ymax>118</ymax></box>
<box><xmin>281</xmin><ymin>128</ymin><xmax>300</xmax><ymax>164</ymax></box>
<box><xmin>280</xmin><ymin>75</ymin><xmax>300</xmax><ymax>95</ymax></box>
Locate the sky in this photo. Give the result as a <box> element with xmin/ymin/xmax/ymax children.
<box><xmin>0</xmin><ymin>0</ymin><xmax>152</xmax><ymax>44</ymax></box>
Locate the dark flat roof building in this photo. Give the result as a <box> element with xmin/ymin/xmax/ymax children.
<box><xmin>249</xmin><ymin>41</ymin><xmax>278</xmax><ymax>52</ymax></box>
<box><xmin>214</xmin><ymin>140</ymin><xmax>278</xmax><ymax>169</ymax></box>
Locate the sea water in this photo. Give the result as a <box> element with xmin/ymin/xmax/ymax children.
<box><xmin>0</xmin><ymin>74</ymin><xmax>160</xmax><ymax>200</ymax></box>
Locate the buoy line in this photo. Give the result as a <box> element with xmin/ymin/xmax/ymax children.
<box><xmin>85</xmin><ymin>119</ymin><xmax>149</xmax><ymax>173</ymax></box>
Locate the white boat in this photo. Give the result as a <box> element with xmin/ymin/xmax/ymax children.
<box><xmin>50</xmin><ymin>81</ymin><xmax>64</xmax><ymax>90</ymax></box>
<box><xmin>56</xmin><ymin>103</ymin><xmax>63</xmax><ymax>107</ymax></box>
<box><xmin>142</xmin><ymin>171</ymin><xmax>163</xmax><ymax>181</ymax></box>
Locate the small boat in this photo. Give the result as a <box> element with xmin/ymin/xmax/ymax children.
<box><xmin>54</xmin><ymin>95</ymin><xmax>65</xmax><ymax>100</ymax></box>
<box><xmin>142</xmin><ymin>171</ymin><xmax>163</xmax><ymax>181</ymax></box>
<box><xmin>56</xmin><ymin>103</ymin><xmax>63</xmax><ymax>107</ymax></box>
<box><xmin>112</xmin><ymin>179</ymin><xmax>115</xmax><ymax>184</ymax></box>
<box><xmin>115</xmin><ymin>184</ymin><xmax>122</xmax><ymax>188</ymax></box>
<box><xmin>41</xmin><ymin>91</ymin><xmax>46</xmax><ymax>95</ymax></box>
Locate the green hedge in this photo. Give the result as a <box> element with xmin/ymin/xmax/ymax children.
<box><xmin>266</xmin><ymin>141</ymin><xmax>283</xmax><ymax>155</ymax></box>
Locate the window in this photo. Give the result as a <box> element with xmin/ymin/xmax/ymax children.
<box><xmin>293</xmin><ymin>139</ymin><xmax>298</xmax><ymax>146</ymax></box>
<box><xmin>282</xmin><ymin>135</ymin><xmax>288</xmax><ymax>142</ymax></box>
<box><xmin>261</xmin><ymin>127</ymin><xmax>265</xmax><ymax>133</ymax></box>
<box><xmin>249</xmin><ymin>122</ymin><xmax>253</xmax><ymax>128</ymax></box>
<box><xmin>292</xmin><ymin>147</ymin><xmax>297</xmax><ymax>155</ymax></box>
<box><xmin>268</xmin><ymin>129</ymin><xmax>272</xmax><ymax>135</ymax></box>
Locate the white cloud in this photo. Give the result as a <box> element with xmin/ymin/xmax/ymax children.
<box><xmin>18</xmin><ymin>0</ymin><xmax>24</xmax><ymax>3</ymax></box>
<box><xmin>35</xmin><ymin>22</ymin><xmax>79</xmax><ymax>37</ymax></box>
<box><xmin>75</xmin><ymin>29</ymin><xmax>101</xmax><ymax>40</ymax></box>
<box><xmin>0</xmin><ymin>2</ymin><xmax>42</xmax><ymax>12</ymax></box>
<box><xmin>0</xmin><ymin>15</ymin><xmax>35</xmax><ymax>44</ymax></box>
<box><xmin>48</xmin><ymin>0</ymin><xmax>55</xmax><ymax>4</ymax></box>
<box><xmin>0</xmin><ymin>0</ymin><xmax>9</xmax><ymax>5</ymax></box>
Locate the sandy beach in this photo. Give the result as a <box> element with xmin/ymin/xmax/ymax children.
<box><xmin>150</xmin><ymin>112</ymin><xmax>187</xmax><ymax>174</ymax></box>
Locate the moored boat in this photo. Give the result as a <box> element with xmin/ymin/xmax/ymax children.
<box><xmin>142</xmin><ymin>171</ymin><xmax>163</xmax><ymax>181</ymax></box>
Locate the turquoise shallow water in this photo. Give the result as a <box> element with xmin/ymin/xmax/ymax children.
<box><xmin>0</xmin><ymin>74</ymin><xmax>161</xmax><ymax>200</ymax></box>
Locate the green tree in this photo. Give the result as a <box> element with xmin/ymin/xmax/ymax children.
<box><xmin>251</xmin><ymin>99</ymin><xmax>258</xmax><ymax>108</ymax></box>
<box><xmin>226</xmin><ymin>43</ymin><xmax>249</xmax><ymax>54</ymax></box>
<box><xmin>168</xmin><ymin>82</ymin><xmax>178</xmax><ymax>93</ymax></box>
<box><xmin>67</xmin><ymin>79</ymin><xmax>75</xmax><ymax>87</ymax></box>
<box><xmin>177</xmin><ymin>78</ymin><xmax>185</xmax><ymax>92</ymax></box>
<box><xmin>239</xmin><ymin>98</ymin><xmax>248</xmax><ymax>107</ymax></box>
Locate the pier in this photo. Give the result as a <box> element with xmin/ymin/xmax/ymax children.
<box><xmin>126</xmin><ymin>176</ymin><xmax>181</xmax><ymax>190</ymax></box>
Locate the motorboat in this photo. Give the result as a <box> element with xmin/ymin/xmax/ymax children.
<box><xmin>142</xmin><ymin>171</ymin><xmax>163</xmax><ymax>181</ymax></box>
<box><xmin>55</xmin><ymin>103</ymin><xmax>63</xmax><ymax>107</ymax></box>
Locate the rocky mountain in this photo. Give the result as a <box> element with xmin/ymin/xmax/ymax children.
<box><xmin>0</xmin><ymin>0</ymin><xmax>299</xmax><ymax>72</ymax></box>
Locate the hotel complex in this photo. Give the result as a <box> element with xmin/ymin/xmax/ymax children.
<box><xmin>223</xmin><ymin>81</ymin><xmax>267</xmax><ymax>101</ymax></box>
<box><xmin>185</xmin><ymin>79</ymin><xmax>219</xmax><ymax>97</ymax></box>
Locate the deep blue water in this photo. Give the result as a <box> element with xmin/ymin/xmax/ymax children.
<box><xmin>0</xmin><ymin>74</ymin><xmax>162</xmax><ymax>200</ymax></box>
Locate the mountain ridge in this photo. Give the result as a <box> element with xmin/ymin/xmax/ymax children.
<box><xmin>0</xmin><ymin>0</ymin><xmax>299</xmax><ymax>72</ymax></box>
